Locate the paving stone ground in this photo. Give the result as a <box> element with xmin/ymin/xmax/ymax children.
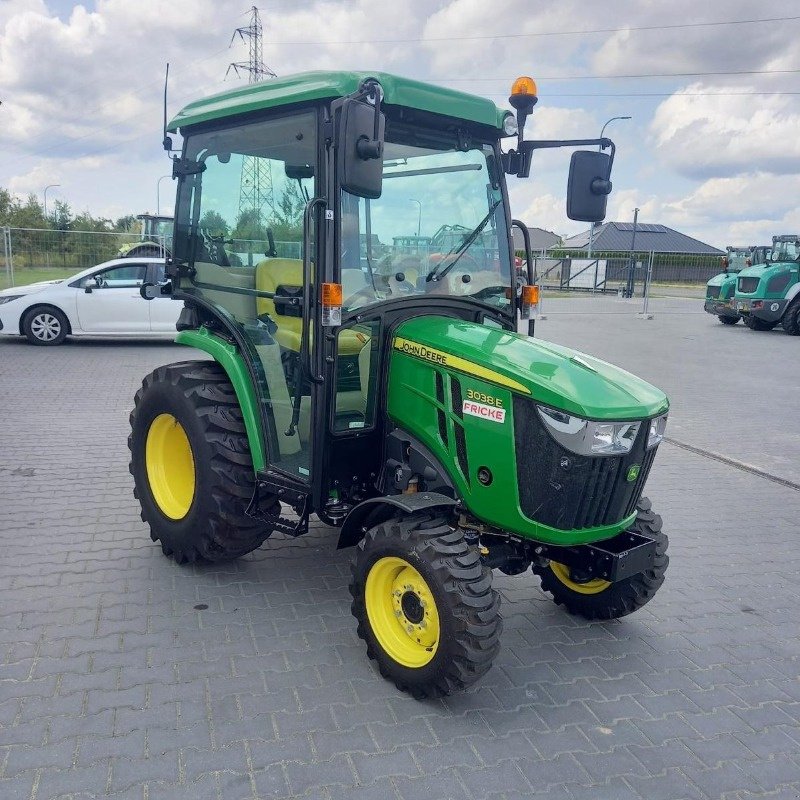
<box><xmin>1</xmin><ymin>297</ymin><xmax>799</xmax><ymax>800</ymax></box>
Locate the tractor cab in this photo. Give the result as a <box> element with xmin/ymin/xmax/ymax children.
<box><xmin>130</xmin><ymin>71</ymin><xmax>672</xmax><ymax>698</ymax></box>
<box><xmin>735</xmin><ymin>235</ymin><xmax>800</xmax><ymax>332</ymax></box>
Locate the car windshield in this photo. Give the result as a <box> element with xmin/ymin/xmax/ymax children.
<box><xmin>340</xmin><ymin>137</ymin><xmax>511</xmax><ymax>313</ymax></box>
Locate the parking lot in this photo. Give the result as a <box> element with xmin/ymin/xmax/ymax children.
<box><xmin>1</xmin><ymin>294</ymin><xmax>799</xmax><ymax>800</ymax></box>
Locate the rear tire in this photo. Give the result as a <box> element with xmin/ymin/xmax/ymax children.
<box><xmin>22</xmin><ymin>306</ymin><xmax>69</xmax><ymax>345</ymax></box>
<box><xmin>350</xmin><ymin>514</ymin><xmax>501</xmax><ymax>698</ymax></box>
<box><xmin>533</xmin><ymin>497</ymin><xmax>668</xmax><ymax>620</ymax></box>
<box><xmin>128</xmin><ymin>360</ymin><xmax>274</xmax><ymax>563</ymax></box>
<box><xmin>782</xmin><ymin>299</ymin><xmax>800</xmax><ymax>335</ymax></box>
<box><xmin>744</xmin><ymin>315</ymin><xmax>776</xmax><ymax>331</ymax></box>
<box><xmin>718</xmin><ymin>315</ymin><xmax>739</xmax><ymax>325</ymax></box>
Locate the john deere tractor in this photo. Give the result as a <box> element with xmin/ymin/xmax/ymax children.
<box><xmin>735</xmin><ymin>235</ymin><xmax>800</xmax><ymax>333</ymax></box>
<box><xmin>704</xmin><ymin>245</ymin><xmax>768</xmax><ymax>325</ymax></box>
<box><xmin>129</xmin><ymin>71</ymin><xmax>670</xmax><ymax>697</ymax></box>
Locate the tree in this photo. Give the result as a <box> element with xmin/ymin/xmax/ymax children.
<box><xmin>199</xmin><ymin>210</ymin><xmax>230</xmax><ymax>238</ymax></box>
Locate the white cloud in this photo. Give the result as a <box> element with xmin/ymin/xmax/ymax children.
<box><xmin>650</xmin><ymin>84</ymin><xmax>800</xmax><ymax>179</ymax></box>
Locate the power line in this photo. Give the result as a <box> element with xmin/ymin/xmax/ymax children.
<box><xmin>442</xmin><ymin>68</ymin><xmax>800</xmax><ymax>83</ymax></box>
<box><xmin>534</xmin><ymin>91</ymin><xmax>800</xmax><ymax>97</ymax></box>
<box><xmin>274</xmin><ymin>14</ymin><xmax>800</xmax><ymax>45</ymax></box>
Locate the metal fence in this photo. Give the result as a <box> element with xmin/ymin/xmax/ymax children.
<box><xmin>532</xmin><ymin>249</ymin><xmax>722</xmax><ymax>294</ymax></box>
<box><xmin>1</xmin><ymin>227</ymin><xmax>302</xmax><ymax>289</ymax></box>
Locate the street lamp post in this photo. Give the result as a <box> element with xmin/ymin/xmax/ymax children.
<box><xmin>157</xmin><ymin>175</ymin><xmax>172</xmax><ymax>216</ymax></box>
<box><xmin>409</xmin><ymin>199</ymin><xmax>422</xmax><ymax>236</ymax></box>
<box><xmin>588</xmin><ymin>116</ymin><xmax>631</xmax><ymax>259</ymax></box>
<box><xmin>43</xmin><ymin>183</ymin><xmax>60</xmax><ymax>223</ymax></box>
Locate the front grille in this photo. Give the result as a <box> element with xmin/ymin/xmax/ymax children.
<box><xmin>738</xmin><ymin>276</ymin><xmax>759</xmax><ymax>294</ymax></box>
<box><xmin>513</xmin><ymin>397</ymin><xmax>657</xmax><ymax>530</ymax></box>
<box><xmin>706</xmin><ymin>285</ymin><xmax>721</xmax><ymax>299</ymax></box>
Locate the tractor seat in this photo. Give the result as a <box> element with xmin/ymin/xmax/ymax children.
<box><xmin>255</xmin><ymin>258</ymin><xmax>366</xmax><ymax>355</ymax></box>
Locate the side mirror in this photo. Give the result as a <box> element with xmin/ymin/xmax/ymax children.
<box><xmin>566</xmin><ymin>150</ymin><xmax>613</xmax><ymax>222</ymax></box>
<box><xmin>337</xmin><ymin>96</ymin><xmax>385</xmax><ymax>200</ymax></box>
<box><xmin>83</xmin><ymin>277</ymin><xmax>97</xmax><ymax>293</ymax></box>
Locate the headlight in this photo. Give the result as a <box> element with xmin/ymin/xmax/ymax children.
<box><xmin>0</xmin><ymin>295</ymin><xmax>23</xmax><ymax>305</ymax></box>
<box><xmin>647</xmin><ymin>413</ymin><xmax>668</xmax><ymax>449</ymax></box>
<box><xmin>537</xmin><ymin>406</ymin><xmax>640</xmax><ymax>455</ymax></box>
<box><xmin>502</xmin><ymin>112</ymin><xmax>518</xmax><ymax>136</ymax></box>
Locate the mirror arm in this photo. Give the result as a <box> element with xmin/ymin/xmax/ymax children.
<box><xmin>511</xmin><ymin>220</ymin><xmax>536</xmax><ymax>337</ymax></box>
<box><xmin>505</xmin><ymin>137</ymin><xmax>615</xmax><ymax>178</ymax></box>
<box><xmin>355</xmin><ymin>79</ymin><xmax>384</xmax><ymax>161</ymax></box>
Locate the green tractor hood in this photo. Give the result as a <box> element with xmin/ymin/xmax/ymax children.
<box><xmin>394</xmin><ymin>316</ymin><xmax>668</xmax><ymax>420</ymax></box>
<box><xmin>707</xmin><ymin>272</ymin><xmax>733</xmax><ymax>288</ymax></box>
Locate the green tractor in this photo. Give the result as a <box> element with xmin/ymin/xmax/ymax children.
<box><xmin>704</xmin><ymin>245</ymin><xmax>768</xmax><ymax>325</ymax></box>
<box><xmin>735</xmin><ymin>235</ymin><xmax>800</xmax><ymax>333</ymax></box>
<box><xmin>129</xmin><ymin>71</ymin><xmax>670</xmax><ymax>697</ymax></box>
<box><xmin>119</xmin><ymin>213</ymin><xmax>174</xmax><ymax>259</ymax></box>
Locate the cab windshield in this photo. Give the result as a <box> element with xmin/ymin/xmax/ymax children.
<box><xmin>340</xmin><ymin>136</ymin><xmax>512</xmax><ymax>313</ymax></box>
<box><xmin>772</xmin><ymin>241</ymin><xmax>800</xmax><ymax>262</ymax></box>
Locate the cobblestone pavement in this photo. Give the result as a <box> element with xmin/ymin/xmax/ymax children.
<box><xmin>1</xmin><ymin>300</ymin><xmax>799</xmax><ymax>800</ymax></box>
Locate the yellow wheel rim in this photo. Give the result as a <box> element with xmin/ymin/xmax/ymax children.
<box><xmin>145</xmin><ymin>413</ymin><xmax>196</xmax><ymax>520</ymax></box>
<box><xmin>550</xmin><ymin>561</ymin><xmax>611</xmax><ymax>595</ymax></box>
<box><xmin>365</xmin><ymin>556</ymin><xmax>440</xmax><ymax>668</ymax></box>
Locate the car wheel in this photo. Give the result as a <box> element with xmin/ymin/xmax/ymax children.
<box><xmin>22</xmin><ymin>306</ymin><xmax>69</xmax><ymax>346</ymax></box>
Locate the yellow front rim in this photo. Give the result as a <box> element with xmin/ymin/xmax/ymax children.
<box><xmin>365</xmin><ymin>556</ymin><xmax>440</xmax><ymax>668</ymax></box>
<box><xmin>145</xmin><ymin>413</ymin><xmax>196</xmax><ymax>520</ymax></box>
<box><xmin>550</xmin><ymin>561</ymin><xmax>612</xmax><ymax>595</ymax></box>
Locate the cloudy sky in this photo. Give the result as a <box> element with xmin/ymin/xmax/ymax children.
<box><xmin>1</xmin><ymin>0</ymin><xmax>799</xmax><ymax>247</ymax></box>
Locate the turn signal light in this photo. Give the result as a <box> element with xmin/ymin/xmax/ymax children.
<box><xmin>522</xmin><ymin>285</ymin><xmax>539</xmax><ymax>304</ymax></box>
<box><xmin>321</xmin><ymin>282</ymin><xmax>342</xmax><ymax>326</ymax></box>
<box><xmin>520</xmin><ymin>284</ymin><xmax>539</xmax><ymax>319</ymax></box>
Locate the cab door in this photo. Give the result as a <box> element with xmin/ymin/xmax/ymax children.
<box><xmin>171</xmin><ymin>109</ymin><xmax>320</xmax><ymax>484</ymax></box>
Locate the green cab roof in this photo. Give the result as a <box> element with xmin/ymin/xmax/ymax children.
<box><xmin>168</xmin><ymin>70</ymin><xmax>509</xmax><ymax>133</ymax></box>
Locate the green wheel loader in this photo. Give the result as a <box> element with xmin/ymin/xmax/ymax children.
<box><xmin>735</xmin><ymin>235</ymin><xmax>800</xmax><ymax>333</ymax></box>
<box><xmin>129</xmin><ymin>71</ymin><xmax>670</xmax><ymax>698</ymax></box>
<box><xmin>704</xmin><ymin>245</ymin><xmax>769</xmax><ymax>325</ymax></box>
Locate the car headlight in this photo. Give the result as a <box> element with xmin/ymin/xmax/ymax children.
<box><xmin>0</xmin><ymin>295</ymin><xmax>23</xmax><ymax>305</ymax></box>
<box><xmin>647</xmin><ymin>413</ymin><xmax>668</xmax><ymax>449</ymax></box>
<box><xmin>537</xmin><ymin>405</ymin><xmax>640</xmax><ymax>455</ymax></box>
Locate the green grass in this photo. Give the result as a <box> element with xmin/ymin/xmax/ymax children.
<box><xmin>1</xmin><ymin>267</ymin><xmax>76</xmax><ymax>291</ymax></box>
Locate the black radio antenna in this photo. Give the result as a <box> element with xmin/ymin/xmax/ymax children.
<box><xmin>162</xmin><ymin>62</ymin><xmax>173</xmax><ymax>155</ymax></box>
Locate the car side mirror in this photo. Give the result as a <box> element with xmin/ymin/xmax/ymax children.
<box><xmin>82</xmin><ymin>277</ymin><xmax>95</xmax><ymax>293</ymax></box>
<box><xmin>567</xmin><ymin>150</ymin><xmax>613</xmax><ymax>222</ymax></box>
<box><xmin>337</xmin><ymin>95</ymin><xmax>385</xmax><ymax>200</ymax></box>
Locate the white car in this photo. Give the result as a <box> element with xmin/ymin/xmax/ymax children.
<box><xmin>0</xmin><ymin>258</ymin><xmax>180</xmax><ymax>345</ymax></box>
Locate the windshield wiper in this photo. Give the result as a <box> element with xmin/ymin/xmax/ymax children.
<box><xmin>425</xmin><ymin>200</ymin><xmax>502</xmax><ymax>284</ymax></box>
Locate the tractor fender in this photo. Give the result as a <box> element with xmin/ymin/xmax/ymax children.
<box><xmin>337</xmin><ymin>492</ymin><xmax>458</xmax><ymax>549</ymax></box>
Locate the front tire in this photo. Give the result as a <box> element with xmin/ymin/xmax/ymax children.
<box><xmin>782</xmin><ymin>299</ymin><xmax>800</xmax><ymax>335</ymax></box>
<box><xmin>533</xmin><ymin>497</ymin><xmax>668</xmax><ymax>620</ymax></box>
<box><xmin>128</xmin><ymin>360</ymin><xmax>274</xmax><ymax>563</ymax></box>
<box><xmin>350</xmin><ymin>514</ymin><xmax>502</xmax><ymax>698</ymax></box>
<box><xmin>744</xmin><ymin>315</ymin><xmax>776</xmax><ymax>331</ymax></box>
<box><xmin>718</xmin><ymin>315</ymin><xmax>739</xmax><ymax>325</ymax></box>
<box><xmin>22</xmin><ymin>306</ymin><xmax>69</xmax><ymax>345</ymax></box>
